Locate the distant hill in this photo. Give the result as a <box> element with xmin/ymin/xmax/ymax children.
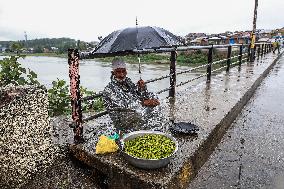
<box><xmin>0</xmin><ymin>38</ymin><xmax>97</xmax><ymax>53</ymax></box>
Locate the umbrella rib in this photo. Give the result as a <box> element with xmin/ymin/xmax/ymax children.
<box><xmin>150</xmin><ymin>26</ymin><xmax>169</xmax><ymax>48</ymax></box>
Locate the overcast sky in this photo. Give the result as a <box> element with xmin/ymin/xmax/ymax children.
<box><xmin>0</xmin><ymin>0</ymin><xmax>283</xmax><ymax>42</ymax></box>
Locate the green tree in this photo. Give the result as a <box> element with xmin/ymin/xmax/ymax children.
<box><xmin>0</xmin><ymin>55</ymin><xmax>40</xmax><ymax>87</ymax></box>
<box><xmin>0</xmin><ymin>37</ymin><xmax>82</xmax><ymax>54</ymax></box>
<box><xmin>77</xmin><ymin>40</ymin><xmax>88</xmax><ymax>51</ymax></box>
<box><xmin>34</xmin><ymin>45</ymin><xmax>43</xmax><ymax>53</ymax></box>
<box><xmin>10</xmin><ymin>42</ymin><xmax>23</xmax><ymax>54</ymax></box>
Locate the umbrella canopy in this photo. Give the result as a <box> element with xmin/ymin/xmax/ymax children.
<box><xmin>92</xmin><ymin>26</ymin><xmax>184</xmax><ymax>55</ymax></box>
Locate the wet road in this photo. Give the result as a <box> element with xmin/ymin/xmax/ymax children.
<box><xmin>188</xmin><ymin>55</ymin><xmax>284</xmax><ymax>189</ymax></box>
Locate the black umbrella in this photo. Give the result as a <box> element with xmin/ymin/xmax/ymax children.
<box><xmin>92</xmin><ymin>26</ymin><xmax>184</xmax><ymax>55</ymax></box>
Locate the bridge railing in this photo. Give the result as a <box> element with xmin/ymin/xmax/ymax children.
<box><xmin>139</xmin><ymin>43</ymin><xmax>271</xmax><ymax>95</ymax></box>
<box><xmin>68</xmin><ymin>42</ymin><xmax>273</xmax><ymax>142</ymax></box>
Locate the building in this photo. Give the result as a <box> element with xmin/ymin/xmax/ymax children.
<box><xmin>189</xmin><ymin>37</ymin><xmax>208</xmax><ymax>46</ymax></box>
<box><xmin>185</xmin><ymin>33</ymin><xmax>207</xmax><ymax>45</ymax></box>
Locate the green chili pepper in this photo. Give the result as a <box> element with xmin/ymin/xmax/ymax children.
<box><xmin>124</xmin><ymin>134</ymin><xmax>175</xmax><ymax>159</ymax></box>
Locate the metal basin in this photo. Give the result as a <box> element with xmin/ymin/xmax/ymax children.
<box><xmin>120</xmin><ymin>130</ymin><xmax>178</xmax><ymax>169</ymax></box>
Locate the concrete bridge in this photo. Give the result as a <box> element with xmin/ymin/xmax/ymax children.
<box><xmin>1</xmin><ymin>46</ymin><xmax>282</xmax><ymax>188</ymax></box>
<box><xmin>68</xmin><ymin>49</ymin><xmax>283</xmax><ymax>188</ymax></box>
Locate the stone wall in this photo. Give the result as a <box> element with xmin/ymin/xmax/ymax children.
<box><xmin>0</xmin><ymin>85</ymin><xmax>58</xmax><ymax>188</ymax></box>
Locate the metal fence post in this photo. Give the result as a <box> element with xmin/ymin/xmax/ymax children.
<box><xmin>68</xmin><ymin>49</ymin><xmax>83</xmax><ymax>143</ymax></box>
<box><xmin>226</xmin><ymin>45</ymin><xmax>232</xmax><ymax>72</ymax></box>
<box><xmin>257</xmin><ymin>44</ymin><xmax>260</xmax><ymax>58</ymax></box>
<box><xmin>253</xmin><ymin>45</ymin><xmax>256</xmax><ymax>60</ymax></box>
<box><xmin>247</xmin><ymin>44</ymin><xmax>251</xmax><ymax>62</ymax></box>
<box><xmin>169</xmin><ymin>51</ymin><xmax>176</xmax><ymax>98</ymax></box>
<box><xmin>239</xmin><ymin>44</ymin><xmax>243</xmax><ymax>66</ymax></box>
<box><xmin>207</xmin><ymin>46</ymin><xmax>213</xmax><ymax>82</ymax></box>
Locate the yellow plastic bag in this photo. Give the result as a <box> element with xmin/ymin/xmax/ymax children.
<box><xmin>95</xmin><ymin>135</ymin><xmax>119</xmax><ymax>154</ymax></box>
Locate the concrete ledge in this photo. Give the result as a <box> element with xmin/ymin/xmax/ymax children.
<box><xmin>70</xmin><ymin>51</ymin><xmax>283</xmax><ymax>189</ymax></box>
<box><xmin>0</xmin><ymin>85</ymin><xmax>57</xmax><ymax>188</ymax></box>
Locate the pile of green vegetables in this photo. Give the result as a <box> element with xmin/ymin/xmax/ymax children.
<box><xmin>124</xmin><ymin>134</ymin><xmax>176</xmax><ymax>159</ymax></box>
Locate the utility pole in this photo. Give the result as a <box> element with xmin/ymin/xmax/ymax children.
<box><xmin>250</xmin><ymin>0</ymin><xmax>258</xmax><ymax>62</ymax></box>
<box><xmin>24</xmin><ymin>31</ymin><xmax>28</xmax><ymax>47</ymax></box>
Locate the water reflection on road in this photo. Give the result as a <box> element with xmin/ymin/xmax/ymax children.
<box><xmin>187</xmin><ymin>55</ymin><xmax>284</xmax><ymax>189</ymax></box>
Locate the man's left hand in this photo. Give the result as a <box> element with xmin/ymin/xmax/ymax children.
<box><xmin>137</xmin><ymin>79</ymin><xmax>145</xmax><ymax>90</ymax></box>
<box><xmin>142</xmin><ymin>99</ymin><xmax>160</xmax><ymax>107</ymax></box>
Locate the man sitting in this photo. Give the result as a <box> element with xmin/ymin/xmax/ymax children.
<box><xmin>103</xmin><ymin>58</ymin><xmax>163</xmax><ymax>133</ymax></box>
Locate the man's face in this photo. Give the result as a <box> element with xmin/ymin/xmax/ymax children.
<box><xmin>113</xmin><ymin>68</ymin><xmax>127</xmax><ymax>82</ymax></box>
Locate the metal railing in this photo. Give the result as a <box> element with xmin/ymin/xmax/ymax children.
<box><xmin>68</xmin><ymin>42</ymin><xmax>273</xmax><ymax>142</ymax></box>
<box><xmin>79</xmin><ymin>42</ymin><xmax>272</xmax><ymax>121</ymax></box>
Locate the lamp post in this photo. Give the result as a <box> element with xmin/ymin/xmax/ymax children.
<box><xmin>250</xmin><ymin>0</ymin><xmax>258</xmax><ymax>62</ymax></box>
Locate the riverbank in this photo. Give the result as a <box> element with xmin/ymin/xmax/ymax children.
<box><xmin>0</xmin><ymin>52</ymin><xmax>173</xmax><ymax>64</ymax></box>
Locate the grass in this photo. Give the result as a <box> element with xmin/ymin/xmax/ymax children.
<box><xmin>95</xmin><ymin>52</ymin><xmax>212</xmax><ymax>65</ymax></box>
<box><xmin>0</xmin><ymin>51</ymin><xmax>211</xmax><ymax>65</ymax></box>
<box><xmin>0</xmin><ymin>50</ymin><xmax>236</xmax><ymax>66</ymax></box>
<box><xmin>95</xmin><ymin>53</ymin><xmax>170</xmax><ymax>64</ymax></box>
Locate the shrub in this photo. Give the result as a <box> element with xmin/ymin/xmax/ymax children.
<box><xmin>0</xmin><ymin>55</ymin><xmax>40</xmax><ymax>87</ymax></box>
<box><xmin>47</xmin><ymin>79</ymin><xmax>70</xmax><ymax>116</ymax></box>
<box><xmin>0</xmin><ymin>56</ymin><xmax>104</xmax><ymax>117</ymax></box>
<box><xmin>48</xmin><ymin>78</ymin><xmax>104</xmax><ymax>117</ymax></box>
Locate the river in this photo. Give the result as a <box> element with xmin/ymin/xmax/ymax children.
<box><xmin>2</xmin><ymin>56</ymin><xmax>205</xmax><ymax>99</ymax></box>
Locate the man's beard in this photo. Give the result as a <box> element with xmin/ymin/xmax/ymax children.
<box><xmin>115</xmin><ymin>77</ymin><xmax>126</xmax><ymax>82</ymax></box>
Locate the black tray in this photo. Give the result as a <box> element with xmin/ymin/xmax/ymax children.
<box><xmin>170</xmin><ymin>121</ymin><xmax>199</xmax><ymax>134</ymax></box>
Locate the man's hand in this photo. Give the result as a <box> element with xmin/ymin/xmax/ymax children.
<box><xmin>137</xmin><ymin>79</ymin><xmax>145</xmax><ymax>90</ymax></box>
<box><xmin>142</xmin><ymin>99</ymin><xmax>160</xmax><ymax>107</ymax></box>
